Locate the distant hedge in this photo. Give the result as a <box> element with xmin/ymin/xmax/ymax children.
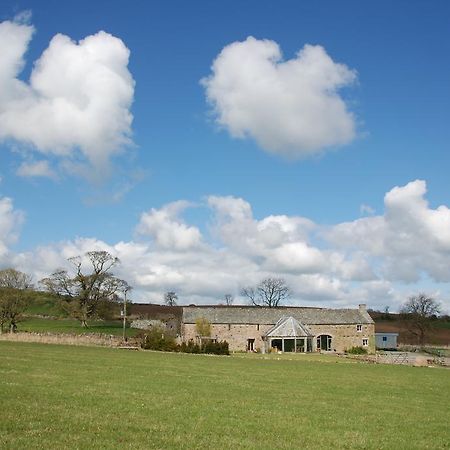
<box><xmin>140</xmin><ymin>329</ymin><xmax>229</xmax><ymax>355</ymax></box>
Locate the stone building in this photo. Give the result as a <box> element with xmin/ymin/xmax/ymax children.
<box><xmin>181</xmin><ymin>304</ymin><xmax>375</xmax><ymax>354</ymax></box>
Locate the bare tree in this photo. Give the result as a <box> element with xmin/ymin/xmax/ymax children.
<box><xmin>0</xmin><ymin>268</ymin><xmax>33</xmax><ymax>333</ymax></box>
<box><xmin>0</xmin><ymin>269</ymin><xmax>32</xmax><ymax>289</ymax></box>
<box><xmin>224</xmin><ymin>294</ymin><xmax>234</xmax><ymax>306</ymax></box>
<box><xmin>400</xmin><ymin>294</ymin><xmax>441</xmax><ymax>345</ymax></box>
<box><xmin>241</xmin><ymin>278</ymin><xmax>290</xmax><ymax>308</ymax></box>
<box><xmin>40</xmin><ymin>251</ymin><xmax>128</xmax><ymax>328</ymax></box>
<box><xmin>164</xmin><ymin>291</ymin><xmax>178</xmax><ymax>306</ymax></box>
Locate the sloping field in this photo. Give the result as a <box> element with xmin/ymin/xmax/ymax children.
<box><xmin>18</xmin><ymin>317</ymin><xmax>139</xmax><ymax>337</ymax></box>
<box><xmin>375</xmin><ymin>320</ymin><xmax>450</xmax><ymax>346</ymax></box>
<box><xmin>1</xmin><ymin>342</ymin><xmax>449</xmax><ymax>449</ymax></box>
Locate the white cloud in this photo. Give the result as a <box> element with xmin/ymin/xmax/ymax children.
<box><xmin>0</xmin><ymin>16</ymin><xmax>135</xmax><ymax>178</ymax></box>
<box><xmin>16</xmin><ymin>160</ymin><xmax>56</xmax><ymax>179</ymax></box>
<box><xmin>326</xmin><ymin>179</ymin><xmax>450</xmax><ymax>283</ymax></box>
<box><xmin>0</xmin><ymin>196</ymin><xmax>24</xmax><ymax>258</ymax></box>
<box><xmin>268</xmin><ymin>242</ymin><xmax>326</xmax><ymax>273</ymax></box>
<box><xmin>6</xmin><ymin>180</ymin><xmax>450</xmax><ymax>312</ymax></box>
<box><xmin>136</xmin><ymin>201</ymin><xmax>202</xmax><ymax>250</ymax></box>
<box><xmin>202</xmin><ymin>37</ymin><xmax>357</xmax><ymax>158</ymax></box>
<box><xmin>207</xmin><ymin>195</ymin><xmax>315</xmax><ymax>256</ymax></box>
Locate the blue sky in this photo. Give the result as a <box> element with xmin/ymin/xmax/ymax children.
<box><xmin>0</xmin><ymin>1</ymin><xmax>449</xmax><ymax>311</ymax></box>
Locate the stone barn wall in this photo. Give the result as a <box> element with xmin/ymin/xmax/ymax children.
<box><xmin>308</xmin><ymin>323</ymin><xmax>375</xmax><ymax>353</ymax></box>
<box><xmin>182</xmin><ymin>322</ymin><xmax>375</xmax><ymax>353</ymax></box>
<box><xmin>182</xmin><ymin>323</ymin><xmax>273</xmax><ymax>352</ymax></box>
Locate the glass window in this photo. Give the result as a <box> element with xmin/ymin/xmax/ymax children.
<box><xmin>357</xmin><ymin>324</ymin><xmax>362</xmax><ymax>332</ymax></box>
<box><xmin>362</xmin><ymin>338</ymin><xmax>368</xmax><ymax>346</ymax></box>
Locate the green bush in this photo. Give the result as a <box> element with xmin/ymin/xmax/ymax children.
<box><xmin>202</xmin><ymin>340</ymin><xmax>229</xmax><ymax>355</ymax></box>
<box><xmin>179</xmin><ymin>340</ymin><xmax>201</xmax><ymax>354</ymax></box>
<box><xmin>141</xmin><ymin>333</ymin><xmax>229</xmax><ymax>356</ymax></box>
<box><xmin>346</xmin><ymin>346</ymin><xmax>368</xmax><ymax>355</ymax></box>
<box><xmin>141</xmin><ymin>327</ymin><xmax>177</xmax><ymax>352</ymax></box>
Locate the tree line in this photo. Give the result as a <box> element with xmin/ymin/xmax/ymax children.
<box><xmin>0</xmin><ymin>250</ymin><xmax>445</xmax><ymax>346</ymax></box>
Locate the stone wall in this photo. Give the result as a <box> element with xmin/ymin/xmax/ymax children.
<box><xmin>130</xmin><ymin>319</ymin><xmax>165</xmax><ymax>330</ymax></box>
<box><xmin>182</xmin><ymin>323</ymin><xmax>273</xmax><ymax>352</ymax></box>
<box><xmin>0</xmin><ymin>332</ymin><xmax>123</xmax><ymax>347</ymax></box>
<box><xmin>182</xmin><ymin>322</ymin><xmax>375</xmax><ymax>353</ymax></box>
<box><xmin>308</xmin><ymin>323</ymin><xmax>375</xmax><ymax>353</ymax></box>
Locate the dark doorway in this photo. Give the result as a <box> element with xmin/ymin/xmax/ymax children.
<box><xmin>271</xmin><ymin>339</ymin><xmax>282</xmax><ymax>351</ymax></box>
<box><xmin>317</xmin><ymin>335</ymin><xmax>332</xmax><ymax>351</ymax></box>
<box><xmin>247</xmin><ymin>338</ymin><xmax>255</xmax><ymax>351</ymax></box>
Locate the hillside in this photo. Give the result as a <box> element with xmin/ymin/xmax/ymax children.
<box><xmin>369</xmin><ymin>311</ymin><xmax>450</xmax><ymax>346</ymax></box>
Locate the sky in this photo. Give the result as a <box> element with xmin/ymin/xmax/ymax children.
<box><xmin>0</xmin><ymin>0</ymin><xmax>449</xmax><ymax>312</ymax></box>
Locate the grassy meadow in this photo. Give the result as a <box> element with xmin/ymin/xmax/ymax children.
<box><xmin>1</xmin><ymin>342</ymin><xmax>449</xmax><ymax>449</ymax></box>
<box><xmin>19</xmin><ymin>317</ymin><xmax>139</xmax><ymax>337</ymax></box>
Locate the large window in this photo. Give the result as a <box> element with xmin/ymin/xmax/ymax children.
<box><xmin>296</xmin><ymin>338</ymin><xmax>305</xmax><ymax>352</ymax></box>
<box><xmin>270</xmin><ymin>337</ymin><xmax>312</xmax><ymax>352</ymax></box>
<box><xmin>317</xmin><ymin>335</ymin><xmax>332</xmax><ymax>351</ymax></box>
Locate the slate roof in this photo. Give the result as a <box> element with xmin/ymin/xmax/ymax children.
<box><xmin>264</xmin><ymin>316</ymin><xmax>313</xmax><ymax>338</ymax></box>
<box><xmin>182</xmin><ymin>305</ymin><xmax>374</xmax><ymax>325</ymax></box>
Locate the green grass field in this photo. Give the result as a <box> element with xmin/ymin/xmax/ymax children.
<box><xmin>19</xmin><ymin>317</ymin><xmax>139</xmax><ymax>337</ymax></box>
<box><xmin>1</xmin><ymin>342</ymin><xmax>449</xmax><ymax>449</ymax></box>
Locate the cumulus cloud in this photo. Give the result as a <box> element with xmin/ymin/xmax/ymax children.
<box><xmin>326</xmin><ymin>179</ymin><xmax>450</xmax><ymax>283</ymax></box>
<box><xmin>136</xmin><ymin>201</ymin><xmax>202</xmax><ymax>250</ymax></box>
<box><xmin>0</xmin><ymin>16</ymin><xmax>135</xmax><ymax>178</ymax></box>
<box><xmin>6</xmin><ymin>180</ymin><xmax>450</xmax><ymax>312</ymax></box>
<box><xmin>0</xmin><ymin>196</ymin><xmax>24</xmax><ymax>258</ymax></box>
<box><xmin>207</xmin><ymin>195</ymin><xmax>315</xmax><ymax>256</ymax></box>
<box><xmin>202</xmin><ymin>37</ymin><xmax>357</xmax><ymax>158</ymax></box>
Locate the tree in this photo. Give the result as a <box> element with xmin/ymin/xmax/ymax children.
<box><xmin>241</xmin><ymin>277</ymin><xmax>290</xmax><ymax>308</ymax></box>
<box><xmin>0</xmin><ymin>268</ymin><xmax>33</xmax><ymax>333</ymax></box>
<box><xmin>195</xmin><ymin>317</ymin><xmax>211</xmax><ymax>337</ymax></box>
<box><xmin>400</xmin><ymin>294</ymin><xmax>441</xmax><ymax>345</ymax></box>
<box><xmin>164</xmin><ymin>291</ymin><xmax>178</xmax><ymax>306</ymax></box>
<box><xmin>224</xmin><ymin>294</ymin><xmax>234</xmax><ymax>306</ymax></box>
<box><xmin>40</xmin><ymin>251</ymin><xmax>128</xmax><ymax>328</ymax></box>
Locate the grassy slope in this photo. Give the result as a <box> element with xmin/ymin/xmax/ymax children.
<box><xmin>19</xmin><ymin>317</ymin><xmax>139</xmax><ymax>337</ymax></box>
<box><xmin>24</xmin><ymin>292</ymin><xmax>68</xmax><ymax>317</ymax></box>
<box><xmin>18</xmin><ymin>293</ymin><xmax>140</xmax><ymax>337</ymax></box>
<box><xmin>1</xmin><ymin>342</ymin><xmax>449</xmax><ymax>449</ymax></box>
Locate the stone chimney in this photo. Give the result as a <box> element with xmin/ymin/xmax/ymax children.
<box><xmin>358</xmin><ymin>304</ymin><xmax>367</xmax><ymax>312</ymax></box>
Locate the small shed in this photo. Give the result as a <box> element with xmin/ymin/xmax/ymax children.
<box><xmin>375</xmin><ymin>332</ymin><xmax>398</xmax><ymax>349</ymax></box>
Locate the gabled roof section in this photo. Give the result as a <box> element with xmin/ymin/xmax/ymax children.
<box><xmin>264</xmin><ymin>316</ymin><xmax>313</xmax><ymax>338</ymax></box>
<box><xmin>182</xmin><ymin>305</ymin><xmax>374</xmax><ymax>325</ymax></box>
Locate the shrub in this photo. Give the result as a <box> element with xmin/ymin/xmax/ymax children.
<box><xmin>141</xmin><ymin>327</ymin><xmax>177</xmax><ymax>352</ymax></box>
<box><xmin>180</xmin><ymin>340</ymin><xmax>201</xmax><ymax>354</ymax></box>
<box><xmin>202</xmin><ymin>340</ymin><xmax>229</xmax><ymax>355</ymax></box>
<box><xmin>346</xmin><ymin>346</ymin><xmax>368</xmax><ymax>355</ymax></box>
<box><xmin>140</xmin><ymin>331</ymin><xmax>230</xmax><ymax>356</ymax></box>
